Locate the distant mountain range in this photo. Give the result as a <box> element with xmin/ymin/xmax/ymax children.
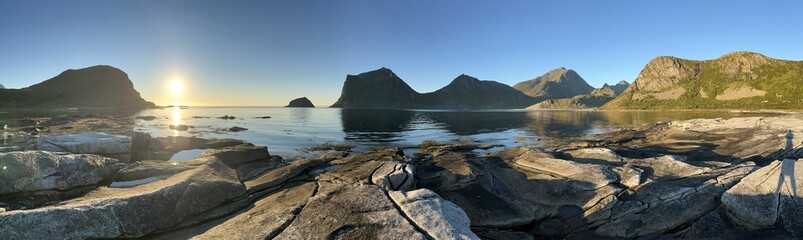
<box><xmin>513</xmin><ymin>67</ymin><xmax>594</xmax><ymax>99</ymax></box>
<box><xmin>0</xmin><ymin>65</ymin><xmax>155</xmax><ymax>109</ymax></box>
<box><xmin>603</xmin><ymin>52</ymin><xmax>803</xmax><ymax>109</ymax></box>
<box><xmin>331</xmin><ymin>67</ymin><xmax>609</xmax><ymax>109</ymax></box>
<box><xmin>528</xmin><ymin>80</ymin><xmax>629</xmax><ymax>109</ymax></box>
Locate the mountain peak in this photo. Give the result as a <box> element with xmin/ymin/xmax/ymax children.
<box><xmin>454</xmin><ymin>74</ymin><xmax>479</xmax><ymax>81</ymax></box>
<box><xmin>616</xmin><ymin>80</ymin><xmax>629</xmax><ymax>86</ymax></box>
<box><xmin>717</xmin><ymin>51</ymin><xmax>769</xmax><ymax>60</ymax></box>
<box><xmin>512</xmin><ymin>68</ymin><xmax>593</xmax><ymax>98</ymax></box>
<box><xmin>1</xmin><ymin>65</ymin><xmax>154</xmax><ymax>108</ymax></box>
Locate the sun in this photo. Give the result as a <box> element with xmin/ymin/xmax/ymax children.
<box><xmin>169</xmin><ymin>79</ymin><xmax>185</xmax><ymax>95</ymax></box>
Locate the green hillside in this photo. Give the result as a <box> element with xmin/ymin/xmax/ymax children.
<box><xmin>603</xmin><ymin>52</ymin><xmax>803</xmax><ymax>109</ymax></box>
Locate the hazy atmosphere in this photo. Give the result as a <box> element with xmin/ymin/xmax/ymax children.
<box><xmin>2</xmin><ymin>0</ymin><xmax>801</xmax><ymax>106</ymax></box>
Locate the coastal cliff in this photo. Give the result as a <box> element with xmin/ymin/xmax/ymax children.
<box><xmin>0</xmin><ymin>65</ymin><xmax>155</xmax><ymax>109</ymax></box>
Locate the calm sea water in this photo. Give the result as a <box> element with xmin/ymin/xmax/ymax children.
<box><xmin>122</xmin><ymin>107</ymin><xmax>762</xmax><ymax>157</ymax></box>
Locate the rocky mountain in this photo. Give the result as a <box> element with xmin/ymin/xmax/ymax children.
<box><xmin>526</xmin><ymin>95</ymin><xmax>613</xmax><ymax>109</ymax></box>
<box><xmin>513</xmin><ymin>67</ymin><xmax>595</xmax><ymax>99</ymax></box>
<box><xmin>591</xmin><ymin>80</ymin><xmax>630</xmax><ymax>97</ymax></box>
<box><xmin>422</xmin><ymin>74</ymin><xmax>535</xmax><ymax>109</ymax></box>
<box><xmin>331</xmin><ymin>68</ymin><xmax>539</xmax><ymax>109</ymax></box>
<box><xmin>286</xmin><ymin>97</ymin><xmax>315</xmax><ymax>108</ymax></box>
<box><xmin>0</xmin><ymin>65</ymin><xmax>155</xmax><ymax>109</ymax></box>
<box><xmin>604</xmin><ymin>52</ymin><xmax>803</xmax><ymax>109</ymax></box>
<box><xmin>527</xmin><ymin>80</ymin><xmax>630</xmax><ymax>109</ymax></box>
<box><xmin>330</xmin><ymin>68</ymin><xmax>420</xmax><ymax>109</ymax></box>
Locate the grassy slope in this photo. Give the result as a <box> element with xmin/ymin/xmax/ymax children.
<box><xmin>604</xmin><ymin>58</ymin><xmax>803</xmax><ymax>109</ymax></box>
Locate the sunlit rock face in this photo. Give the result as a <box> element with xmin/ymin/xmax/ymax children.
<box><xmin>0</xmin><ymin>65</ymin><xmax>155</xmax><ymax>109</ymax></box>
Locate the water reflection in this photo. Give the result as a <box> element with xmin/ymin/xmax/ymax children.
<box><xmin>289</xmin><ymin>108</ymin><xmax>310</xmax><ymax>124</ymax></box>
<box><xmin>171</xmin><ymin>106</ymin><xmax>181</xmax><ymax>136</ymax></box>
<box><xmin>340</xmin><ymin>109</ymin><xmax>413</xmax><ymax>142</ymax></box>
<box><xmin>338</xmin><ymin>109</ymin><xmax>768</xmax><ymax>144</ymax></box>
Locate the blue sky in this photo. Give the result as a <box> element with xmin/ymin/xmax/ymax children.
<box><xmin>1</xmin><ymin>1</ymin><xmax>802</xmax><ymax>106</ymax></box>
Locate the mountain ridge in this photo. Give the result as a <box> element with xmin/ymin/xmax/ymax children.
<box><xmin>603</xmin><ymin>51</ymin><xmax>803</xmax><ymax>109</ymax></box>
<box><xmin>0</xmin><ymin>65</ymin><xmax>155</xmax><ymax>109</ymax></box>
<box><xmin>331</xmin><ymin>67</ymin><xmax>598</xmax><ymax>109</ymax></box>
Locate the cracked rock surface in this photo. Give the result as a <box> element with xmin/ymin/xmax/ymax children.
<box><xmin>4</xmin><ymin>114</ymin><xmax>803</xmax><ymax>239</ymax></box>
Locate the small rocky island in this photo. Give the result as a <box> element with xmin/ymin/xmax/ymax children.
<box><xmin>1</xmin><ymin>113</ymin><xmax>802</xmax><ymax>239</ymax></box>
<box><xmin>285</xmin><ymin>97</ymin><xmax>315</xmax><ymax>108</ymax></box>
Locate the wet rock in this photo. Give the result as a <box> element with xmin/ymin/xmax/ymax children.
<box><xmin>217</xmin><ymin>115</ymin><xmax>236</xmax><ymax>120</ymax></box>
<box><xmin>275</xmin><ymin>182</ymin><xmax>427</xmax><ymax>239</ymax></box>
<box><xmin>135</xmin><ymin>116</ymin><xmax>157</xmax><ymax>121</ymax></box>
<box><xmin>0</xmin><ymin>151</ymin><xmax>119</xmax><ymax>195</ymax></box>
<box><xmin>169</xmin><ymin>124</ymin><xmax>190</xmax><ymax>131</ymax></box>
<box><xmin>228</xmin><ymin>126</ymin><xmax>248</xmax><ymax>132</ymax></box>
<box><xmin>254</xmin><ymin>116</ymin><xmax>271</xmax><ymax>119</ymax></box>
<box><xmin>389</xmin><ymin>189</ymin><xmax>479</xmax><ymax>239</ymax></box>
<box><xmin>0</xmin><ymin>159</ymin><xmax>245</xmax><ymax>239</ymax></box>
<box><xmin>36</xmin><ymin>132</ymin><xmax>132</xmax><ymax>162</ymax></box>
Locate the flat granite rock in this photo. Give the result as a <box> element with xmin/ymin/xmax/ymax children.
<box><xmin>0</xmin><ymin>159</ymin><xmax>245</xmax><ymax>239</ymax></box>
<box><xmin>389</xmin><ymin>189</ymin><xmax>479</xmax><ymax>240</ymax></box>
<box><xmin>274</xmin><ymin>182</ymin><xmax>427</xmax><ymax>240</ymax></box>
<box><xmin>0</xmin><ymin>151</ymin><xmax>119</xmax><ymax>195</ymax></box>
<box><xmin>36</xmin><ymin>132</ymin><xmax>132</xmax><ymax>161</ymax></box>
<box><xmin>722</xmin><ymin>159</ymin><xmax>803</xmax><ymax>235</ymax></box>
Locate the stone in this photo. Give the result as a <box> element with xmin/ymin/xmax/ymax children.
<box><xmin>169</xmin><ymin>124</ymin><xmax>190</xmax><ymax>131</ymax></box>
<box><xmin>200</xmin><ymin>144</ymin><xmax>269</xmax><ymax>168</ymax></box>
<box><xmin>228</xmin><ymin>126</ymin><xmax>248</xmax><ymax>132</ymax></box>
<box><xmin>372</xmin><ymin>162</ymin><xmax>415</xmax><ymax>191</ymax></box>
<box><xmin>722</xmin><ymin>159</ymin><xmax>803</xmax><ymax>235</ymax></box>
<box><xmin>189</xmin><ymin>182</ymin><xmax>318</xmax><ymax>240</ymax></box>
<box><xmin>389</xmin><ymin>189</ymin><xmax>479</xmax><ymax>240</ymax></box>
<box><xmin>135</xmin><ymin>116</ymin><xmax>158</xmax><ymax>121</ymax></box>
<box><xmin>217</xmin><ymin>115</ymin><xmax>236</xmax><ymax>120</ymax></box>
<box><xmin>593</xmin><ymin>162</ymin><xmax>754</xmax><ymax>238</ymax></box>
<box><xmin>0</xmin><ymin>151</ymin><xmax>119</xmax><ymax>195</ymax></box>
<box><xmin>0</xmin><ymin>159</ymin><xmax>245</xmax><ymax>239</ymax></box>
<box><xmin>244</xmin><ymin>158</ymin><xmax>324</xmax><ymax>194</ymax></box>
<box><xmin>275</xmin><ymin>182</ymin><xmax>427</xmax><ymax>239</ymax></box>
<box><xmin>36</xmin><ymin>132</ymin><xmax>132</xmax><ymax>162</ymax></box>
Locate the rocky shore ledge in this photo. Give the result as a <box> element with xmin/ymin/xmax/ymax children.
<box><xmin>1</xmin><ymin>114</ymin><xmax>803</xmax><ymax>239</ymax></box>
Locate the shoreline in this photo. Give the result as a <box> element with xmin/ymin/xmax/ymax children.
<box><xmin>1</xmin><ymin>112</ymin><xmax>802</xmax><ymax>238</ymax></box>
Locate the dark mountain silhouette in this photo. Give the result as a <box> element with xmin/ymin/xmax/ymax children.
<box><xmin>0</xmin><ymin>65</ymin><xmax>155</xmax><ymax>109</ymax></box>
<box><xmin>421</xmin><ymin>74</ymin><xmax>535</xmax><ymax>109</ymax></box>
<box><xmin>286</xmin><ymin>97</ymin><xmax>315</xmax><ymax>108</ymax></box>
<box><xmin>330</xmin><ymin>68</ymin><xmax>420</xmax><ymax>109</ymax></box>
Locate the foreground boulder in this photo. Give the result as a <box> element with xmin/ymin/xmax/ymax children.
<box><xmin>0</xmin><ymin>151</ymin><xmax>119</xmax><ymax>195</ymax></box>
<box><xmin>722</xmin><ymin>159</ymin><xmax>803</xmax><ymax>235</ymax></box>
<box><xmin>0</xmin><ymin>158</ymin><xmax>244</xmax><ymax>239</ymax></box>
<box><xmin>36</xmin><ymin>132</ymin><xmax>133</xmax><ymax>162</ymax></box>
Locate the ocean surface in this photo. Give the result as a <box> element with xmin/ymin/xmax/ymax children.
<box><xmin>118</xmin><ymin>107</ymin><xmax>766</xmax><ymax>158</ymax></box>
